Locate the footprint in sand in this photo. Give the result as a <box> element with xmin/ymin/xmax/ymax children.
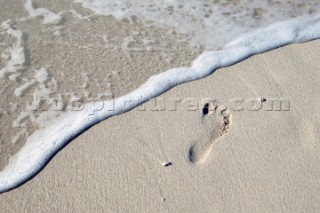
<box><xmin>188</xmin><ymin>102</ymin><xmax>232</xmax><ymax>164</ymax></box>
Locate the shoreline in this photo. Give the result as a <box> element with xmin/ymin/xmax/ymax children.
<box><xmin>0</xmin><ymin>5</ymin><xmax>201</xmax><ymax>171</ymax></box>
<box><xmin>1</xmin><ymin>14</ymin><xmax>320</xmax><ymax>192</ymax></box>
<box><xmin>0</xmin><ymin>0</ymin><xmax>320</xmax><ymax>211</ymax></box>
<box><xmin>1</xmin><ymin>39</ymin><xmax>320</xmax><ymax>211</ymax></box>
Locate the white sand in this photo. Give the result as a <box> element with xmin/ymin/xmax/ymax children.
<box><xmin>1</xmin><ymin>40</ymin><xmax>319</xmax><ymax>212</ymax></box>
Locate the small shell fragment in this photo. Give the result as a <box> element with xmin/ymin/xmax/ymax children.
<box><xmin>162</xmin><ymin>162</ymin><xmax>172</xmax><ymax>167</ymax></box>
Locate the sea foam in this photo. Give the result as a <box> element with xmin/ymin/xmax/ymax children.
<box><xmin>0</xmin><ymin>20</ymin><xmax>25</xmax><ymax>80</ymax></box>
<box><xmin>24</xmin><ymin>0</ymin><xmax>62</xmax><ymax>25</ymax></box>
<box><xmin>75</xmin><ymin>0</ymin><xmax>320</xmax><ymax>49</ymax></box>
<box><xmin>0</xmin><ymin>14</ymin><xmax>320</xmax><ymax>192</ymax></box>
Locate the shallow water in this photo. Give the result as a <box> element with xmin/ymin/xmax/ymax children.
<box><xmin>0</xmin><ymin>0</ymin><xmax>201</xmax><ymax>169</ymax></box>
<box><xmin>77</xmin><ymin>0</ymin><xmax>320</xmax><ymax>49</ymax></box>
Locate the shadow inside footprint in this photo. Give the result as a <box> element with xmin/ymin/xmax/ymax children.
<box><xmin>202</xmin><ymin>103</ymin><xmax>210</xmax><ymax>115</ymax></box>
<box><xmin>188</xmin><ymin>102</ymin><xmax>232</xmax><ymax>164</ymax></box>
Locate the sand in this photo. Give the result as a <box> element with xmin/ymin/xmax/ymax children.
<box><xmin>1</xmin><ymin>39</ymin><xmax>319</xmax><ymax>212</ymax></box>
<box><xmin>0</xmin><ymin>0</ymin><xmax>201</xmax><ymax>170</ymax></box>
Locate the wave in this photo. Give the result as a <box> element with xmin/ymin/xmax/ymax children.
<box><xmin>75</xmin><ymin>0</ymin><xmax>320</xmax><ymax>49</ymax></box>
<box><xmin>0</xmin><ymin>13</ymin><xmax>319</xmax><ymax>192</ymax></box>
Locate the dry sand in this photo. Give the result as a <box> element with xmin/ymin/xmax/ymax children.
<box><xmin>1</xmin><ymin>39</ymin><xmax>319</xmax><ymax>212</ymax></box>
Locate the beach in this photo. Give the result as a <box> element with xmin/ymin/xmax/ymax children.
<box><xmin>1</xmin><ymin>0</ymin><xmax>320</xmax><ymax>212</ymax></box>
<box><xmin>1</xmin><ymin>40</ymin><xmax>320</xmax><ymax>212</ymax></box>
